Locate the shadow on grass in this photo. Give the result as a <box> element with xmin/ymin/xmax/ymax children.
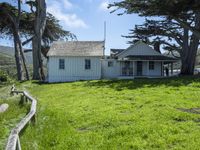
<box><xmin>83</xmin><ymin>76</ymin><xmax>200</xmax><ymax>91</ymax></box>
<box><xmin>31</xmin><ymin>80</ymin><xmax>74</xmax><ymax>85</ymax></box>
<box><xmin>31</xmin><ymin>76</ymin><xmax>200</xmax><ymax>91</ymax></box>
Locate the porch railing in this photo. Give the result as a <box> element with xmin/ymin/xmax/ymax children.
<box><xmin>121</xmin><ymin>67</ymin><xmax>133</xmax><ymax>76</ymax></box>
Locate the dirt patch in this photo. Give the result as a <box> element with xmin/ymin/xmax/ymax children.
<box><xmin>77</xmin><ymin>126</ymin><xmax>97</xmax><ymax>132</ymax></box>
<box><xmin>177</xmin><ymin>108</ymin><xmax>200</xmax><ymax>115</ymax></box>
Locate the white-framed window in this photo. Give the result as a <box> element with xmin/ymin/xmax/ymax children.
<box><xmin>108</xmin><ymin>61</ymin><xmax>114</xmax><ymax>67</ymax></box>
<box><xmin>149</xmin><ymin>61</ymin><xmax>155</xmax><ymax>70</ymax></box>
<box><xmin>59</xmin><ymin>59</ymin><xmax>65</xmax><ymax>70</ymax></box>
<box><xmin>85</xmin><ymin>59</ymin><xmax>91</xmax><ymax>70</ymax></box>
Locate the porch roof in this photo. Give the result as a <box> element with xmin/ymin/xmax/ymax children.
<box><xmin>123</xmin><ymin>55</ymin><xmax>178</xmax><ymax>62</ymax></box>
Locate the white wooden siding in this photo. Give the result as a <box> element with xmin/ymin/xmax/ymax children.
<box><xmin>48</xmin><ymin>56</ymin><xmax>101</xmax><ymax>82</ymax></box>
<box><xmin>134</xmin><ymin>61</ymin><xmax>161</xmax><ymax>76</ymax></box>
<box><xmin>142</xmin><ymin>61</ymin><xmax>148</xmax><ymax>76</ymax></box>
<box><xmin>102</xmin><ymin>59</ymin><xmax>120</xmax><ymax>78</ymax></box>
<box><xmin>148</xmin><ymin>61</ymin><xmax>162</xmax><ymax>76</ymax></box>
<box><xmin>102</xmin><ymin>60</ymin><xmax>162</xmax><ymax>78</ymax></box>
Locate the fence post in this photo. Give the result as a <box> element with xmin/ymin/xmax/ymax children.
<box><xmin>31</xmin><ymin>114</ymin><xmax>36</xmax><ymax>125</ymax></box>
<box><xmin>16</xmin><ymin>135</ymin><xmax>21</xmax><ymax>150</ymax></box>
<box><xmin>19</xmin><ymin>95</ymin><xmax>25</xmax><ymax>105</ymax></box>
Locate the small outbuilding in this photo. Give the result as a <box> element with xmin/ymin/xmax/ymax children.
<box><xmin>47</xmin><ymin>41</ymin><xmax>104</xmax><ymax>82</ymax></box>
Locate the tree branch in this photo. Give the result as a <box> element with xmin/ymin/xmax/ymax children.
<box><xmin>174</xmin><ymin>17</ymin><xmax>200</xmax><ymax>39</ymax></box>
<box><xmin>22</xmin><ymin>36</ymin><xmax>34</xmax><ymax>46</ymax></box>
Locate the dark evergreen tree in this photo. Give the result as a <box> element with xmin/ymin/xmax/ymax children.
<box><xmin>0</xmin><ymin>2</ymin><xmax>75</xmax><ymax>80</ymax></box>
<box><xmin>109</xmin><ymin>0</ymin><xmax>200</xmax><ymax>75</ymax></box>
<box><xmin>0</xmin><ymin>2</ymin><xmax>29</xmax><ymax>80</ymax></box>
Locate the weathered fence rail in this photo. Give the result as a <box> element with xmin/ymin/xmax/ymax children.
<box><xmin>6</xmin><ymin>85</ymin><xmax>37</xmax><ymax>150</ymax></box>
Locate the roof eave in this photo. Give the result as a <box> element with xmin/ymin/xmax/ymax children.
<box><xmin>47</xmin><ymin>55</ymin><xmax>104</xmax><ymax>57</ymax></box>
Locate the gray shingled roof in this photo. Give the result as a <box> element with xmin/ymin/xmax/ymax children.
<box><xmin>47</xmin><ymin>41</ymin><xmax>104</xmax><ymax>57</ymax></box>
<box><xmin>110</xmin><ymin>49</ymin><xmax>125</xmax><ymax>57</ymax></box>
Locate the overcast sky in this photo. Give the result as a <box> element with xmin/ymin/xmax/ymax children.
<box><xmin>0</xmin><ymin>0</ymin><xmax>144</xmax><ymax>55</ymax></box>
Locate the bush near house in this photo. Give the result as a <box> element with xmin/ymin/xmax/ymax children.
<box><xmin>15</xmin><ymin>77</ymin><xmax>200</xmax><ymax>150</ymax></box>
<box><xmin>0</xmin><ymin>70</ymin><xmax>10</xmax><ymax>82</ymax></box>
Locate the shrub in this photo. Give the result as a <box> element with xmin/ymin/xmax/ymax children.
<box><xmin>0</xmin><ymin>70</ymin><xmax>9</xmax><ymax>82</ymax></box>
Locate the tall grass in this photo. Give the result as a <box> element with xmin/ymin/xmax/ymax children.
<box><xmin>17</xmin><ymin>77</ymin><xmax>200</xmax><ymax>149</ymax></box>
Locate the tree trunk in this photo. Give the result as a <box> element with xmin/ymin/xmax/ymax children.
<box><xmin>32</xmin><ymin>0</ymin><xmax>46</xmax><ymax>80</ymax></box>
<box><xmin>180</xmin><ymin>28</ymin><xmax>190</xmax><ymax>75</ymax></box>
<box><xmin>13</xmin><ymin>33</ymin><xmax>23</xmax><ymax>80</ymax></box>
<box><xmin>184</xmin><ymin>35</ymin><xmax>199</xmax><ymax>75</ymax></box>
<box><xmin>13</xmin><ymin>28</ymin><xmax>30</xmax><ymax>80</ymax></box>
<box><xmin>180</xmin><ymin>39</ymin><xmax>199</xmax><ymax>75</ymax></box>
<box><xmin>11</xmin><ymin>0</ymin><xmax>29</xmax><ymax>80</ymax></box>
<box><xmin>32</xmin><ymin>37</ymin><xmax>42</xmax><ymax>80</ymax></box>
<box><xmin>180</xmin><ymin>12</ymin><xmax>200</xmax><ymax>75</ymax></box>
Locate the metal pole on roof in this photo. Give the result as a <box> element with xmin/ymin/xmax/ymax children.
<box><xmin>104</xmin><ymin>21</ymin><xmax>106</xmax><ymax>43</ymax></box>
<box><xmin>103</xmin><ymin>21</ymin><xmax>106</xmax><ymax>58</ymax></box>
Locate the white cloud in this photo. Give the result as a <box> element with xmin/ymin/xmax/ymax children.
<box><xmin>99</xmin><ymin>1</ymin><xmax>109</xmax><ymax>11</ymax></box>
<box><xmin>47</xmin><ymin>0</ymin><xmax>88</xmax><ymax>28</ymax></box>
<box><xmin>99</xmin><ymin>1</ymin><xmax>115</xmax><ymax>12</ymax></box>
<box><xmin>63</xmin><ymin>0</ymin><xmax>73</xmax><ymax>9</ymax></box>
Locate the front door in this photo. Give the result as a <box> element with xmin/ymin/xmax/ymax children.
<box><xmin>137</xmin><ymin>61</ymin><xmax>143</xmax><ymax>76</ymax></box>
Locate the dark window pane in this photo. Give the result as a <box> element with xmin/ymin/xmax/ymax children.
<box><xmin>59</xmin><ymin>59</ymin><xmax>65</xmax><ymax>69</ymax></box>
<box><xmin>108</xmin><ymin>61</ymin><xmax>113</xmax><ymax>67</ymax></box>
<box><xmin>149</xmin><ymin>61</ymin><xmax>154</xmax><ymax>70</ymax></box>
<box><xmin>85</xmin><ymin>59</ymin><xmax>91</xmax><ymax>70</ymax></box>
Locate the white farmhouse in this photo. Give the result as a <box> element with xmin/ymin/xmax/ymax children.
<box><xmin>47</xmin><ymin>41</ymin><xmax>177</xmax><ymax>82</ymax></box>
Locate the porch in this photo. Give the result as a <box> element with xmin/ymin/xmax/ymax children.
<box><xmin>118</xmin><ymin>60</ymin><xmax>175</xmax><ymax>78</ymax></box>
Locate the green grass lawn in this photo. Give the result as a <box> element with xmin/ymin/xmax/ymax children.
<box><xmin>16</xmin><ymin>77</ymin><xmax>200</xmax><ymax>150</ymax></box>
<box><xmin>0</xmin><ymin>85</ymin><xmax>28</xmax><ymax>149</ymax></box>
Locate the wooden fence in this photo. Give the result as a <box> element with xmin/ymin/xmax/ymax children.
<box><xmin>6</xmin><ymin>85</ymin><xmax>37</xmax><ymax>150</ymax></box>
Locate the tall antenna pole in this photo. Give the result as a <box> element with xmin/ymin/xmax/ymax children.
<box><xmin>103</xmin><ymin>21</ymin><xmax>106</xmax><ymax>58</ymax></box>
<box><xmin>104</xmin><ymin>21</ymin><xmax>106</xmax><ymax>42</ymax></box>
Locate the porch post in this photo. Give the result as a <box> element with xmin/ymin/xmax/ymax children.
<box><xmin>133</xmin><ymin>61</ymin><xmax>135</xmax><ymax>77</ymax></box>
<box><xmin>147</xmin><ymin>61</ymin><xmax>149</xmax><ymax>76</ymax></box>
<box><xmin>161</xmin><ymin>62</ymin><xmax>163</xmax><ymax>76</ymax></box>
<box><xmin>120</xmin><ymin>61</ymin><xmax>122</xmax><ymax>76</ymax></box>
<box><xmin>171</xmin><ymin>62</ymin><xmax>173</xmax><ymax>75</ymax></box>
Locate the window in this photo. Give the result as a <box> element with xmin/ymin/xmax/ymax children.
<box><xmin>85</xmin><ymin>59</ymin><xmax>91</xmax><ymax>70</ymax></box>
<box><xmin>149</xmin><ymin>61</ymin><xmax>154</xmax><ymax>70</ymax></box>
<box><xmin>124</xmin><ymin>61</ymin><xmax>131</xmax><ymax>68</ymax></box>
<box><xmin>108</xmin><ymin>61</ymin><xmax>114</xmax><ymax>67</ymax></box>
<box><xmin>59</xmin><ymin>59</ymin><xmax>65</xmax><ymax>69</ymax></box>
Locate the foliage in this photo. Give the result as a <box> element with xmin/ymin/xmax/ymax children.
<box><xmin>0</xmin><ymin>52</ymin><xmax>16</xmax><ymax>80</ymax></box>
<box><xmin>123</xmin><ymin>18</ymin><xmax>183</xmax><ymax>57</ymax></box>
<box><xmin>109</xmin><ymin>0</ymin><xmax>200</xmax><ymax>39</ymax></box>
<box><xmin>21</xmin><ymin>13</ymin><xmax>76</xmax><ymax>56</ymax></box>
<box><xmin>43</xmin><ymin>14</ymin><xmax>76</xmax><ymax>47</ymax></box>
<box><xmin>0</xmin><ymin>2</ymin><xmax>17</xmax><ymax>39</ymax></box>
<box><xmin>109</xmin><ymin>0</ymin><xmax>200</xmax><ymax>16</ymax></box>
<box><xmin>0</xmin><ymin>70</ymin><xmax>10</xmax><ymax>82</ymax></box>
<box><xmin>0</xmin><ymin>2</ymin><xmax>75</xmax><ymax>80</ymax></box>
<box><xmin>0</xmin><ymin>2</ymin><xmax>75</xmax><ymax>51</ymax></box>
<box><xmin>109</xmin><ymin>0</ymin><xmax>200</xmax><ymax>75</ymax></box>
<box><xmin>13</xmin><ymin>77</ymin><xmax>200</xmax><ymax>149</ymax></box>
<box><xmin>0</xmin><ymin>2</ymin><xmax>31</xmax><ymax>80</ymax></box>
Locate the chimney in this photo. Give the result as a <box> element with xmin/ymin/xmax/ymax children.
<box><xmin>154</xmin><ymin>42</ymin><xmax>161</xmax><ymax>53</ymax></box>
